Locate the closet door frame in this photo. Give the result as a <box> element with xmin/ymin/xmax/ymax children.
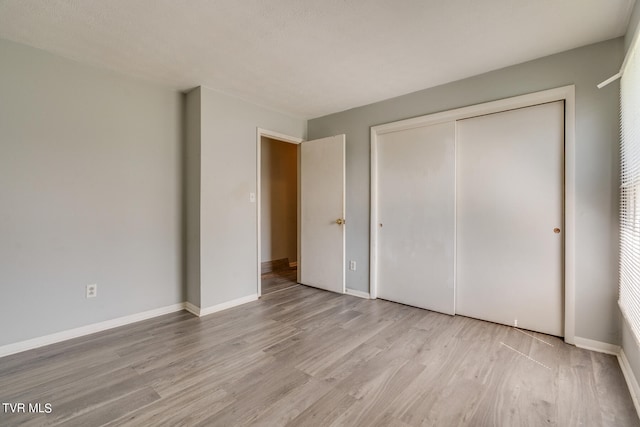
<box><xmin>369</xmin><ymin>85</ymin><xmax>576</xmax><ymax>344</ymax></box>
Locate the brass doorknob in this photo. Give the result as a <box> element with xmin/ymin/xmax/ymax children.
<box><xmin>336</xmin><ymin>218</ymin><xmax>345</xmax><ymax>225</ymax></box>
<box><xmin>554</xmin><ymin>228</ymin><xmax>561</xmax><ymax>234</ymax></box>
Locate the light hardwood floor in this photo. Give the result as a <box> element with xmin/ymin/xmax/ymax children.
<box><xmin>261</xmin><ymin>267</ymin><xmax>298</xmax><ymax>295</ymax></box>
<box><xmin>0</xmin><ymin>285</ymin><xmax>638</xmax><ymax>426</ymax></box>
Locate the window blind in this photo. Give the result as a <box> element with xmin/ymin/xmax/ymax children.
<box><xmin>619</xmin><ymin>31</ymin><xmax>640</xmax><ymax>341</ymax></box>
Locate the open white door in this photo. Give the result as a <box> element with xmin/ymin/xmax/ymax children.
<box><xmin>300</xmin><ymin>135</ymin><xmax>346</xmax><ymax>294</ymax></box>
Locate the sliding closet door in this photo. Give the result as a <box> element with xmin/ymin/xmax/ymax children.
<box><xmin>376</xmin><ymin>122</ymin><xmax>455</xmax><ymax>315</ymax></box>
<box><xmin>456</xmin><ymin>101</ymin><xmax>564</xmax><ymax>336</ymax></box>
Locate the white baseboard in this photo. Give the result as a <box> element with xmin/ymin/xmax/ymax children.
<box><xmin>0</xmin><ymin>303</ymin><xmax>185</xmax><ymax>358</ymax></box>
<box><xmin>619</xmin><ymin>348</ymin><xmax>640</xmax><ymax>417</ymax></box>
<box><xmin>345</xmin><ymin>288</ymin><xmax>370</xmax><ymax>299</ymax></box>
<box><xmin>574</xmin><ymin>337</ymin><xmax>621</xmax><ymax>355</ymax></box>
<box><xmin>0</xmin><ymin>293</ymin><xmax>261</xmax><ymax>358</ymax></box>
<box><xmin>573</xmin><ymin>337</ymin><xmax>640</xmax><ymax>419</ymax></box>
<box><xmin>184</xmin><ymin>301</ymin><xmax>201</xmax><ymax>316</ymax></box>
<box><xmin>190</xmin><ymin>294</ymin><xmax>258</xmax><ymax>317</ymax></box>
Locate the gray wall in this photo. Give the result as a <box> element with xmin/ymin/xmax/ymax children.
<box><xmin>308</xmin><ymin>38</ymin><xmax>623</xmax><ymax>344</ymax></box>
<box><xmin>626</xmin><ymin>0</ymin><xmax>640</xmax><ymax>53</ymax></box>
<box><xmin>260</xmin><ymin>137</ymin><xmax>298</xmax><ymax>264</ymax></box>
<box><xmin>0</xmin><ymin>39</ymin><xmax>183</xmax><ymax>346</ymax></box>
<box><xmin>184</xmin><ymin>88</ymin><xmax>202</xmax><ymax>307</ymax></box>
<box><xmin>198</xmin><ymin>87</ymin><xmax>305</xmax><ymax>308</ymax></box>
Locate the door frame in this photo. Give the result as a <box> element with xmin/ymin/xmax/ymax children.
<box><xmin>370</xmin><ymin>85</ymin><xmax>576</xmax><ymax>344</ymax></box>
<box><xmin>256</xmin><ymin>128</ymin><xmax>303</xmax><ymax>297</ymax></box>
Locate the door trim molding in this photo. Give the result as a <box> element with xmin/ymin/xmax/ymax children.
<box><xmin>369</xmin><ymin>85</ymin><xmax>576</xmax><ymax>345</ymax></box>
<box><xmin>256</xmin><ymin>128</ymin><xmax>303</xmax><ymax>297</ymax></box>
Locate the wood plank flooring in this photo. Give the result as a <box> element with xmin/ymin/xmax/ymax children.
<box><xmin>262</xmin><ymin>267</ymin><xmax>298</xmax><ymax>295</ymax></box>
<box><xmin>0</xmin><ymin>285</ymin><xmax>637</xmax><ymax>426</ymax></box>
<box><xmin>261</xmin><ymin>259</ymin><xmax>292</xmax><ymax>275</ymax></box>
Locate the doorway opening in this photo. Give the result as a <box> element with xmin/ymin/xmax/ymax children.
<box><xmin>257</xmin><ymin>130</ymin><xmax>302</xmax><ymax>296</ymax></box>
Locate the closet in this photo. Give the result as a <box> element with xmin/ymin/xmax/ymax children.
<box><xmin>371</xmin><ymin>94</ymin><xmax>566</xmax><ymax>337</ymax></box>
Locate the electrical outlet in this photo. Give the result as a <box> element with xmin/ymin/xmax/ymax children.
<box><xmin>349</xmin><ymin>260</ymin><xmax>356</xmax><ymax>271</ymax></box>
<box><xmin>249</xmin><ymin>192</ymin><xmax>256</xmax><ymax>203</ymax></box>
<box><xmin>514</xmin><ymin>319</ymin><xmax>518</xmax><ymax>327</ymax></box>
<box><xmin>86</xmin><ymin>284</ymin><xmax>97</xmax><ymax>298</ymax></box>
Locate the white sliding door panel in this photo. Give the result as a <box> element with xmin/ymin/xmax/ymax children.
<box><xmin>300</xmin><ymin>135</ymin><xmax>346</xmax><ymax>294</ymax></box>
<box><xmin>377</xmin><ymin>122</ymin><xmax>455</xmax><ymax>314</ymax></box>
<box><xmin>456</xmin><ymin>102</ymin><xmax>564</xmax><ymax>336</ymax></box>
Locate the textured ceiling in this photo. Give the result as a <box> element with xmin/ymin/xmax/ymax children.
<box><xmin>0</xmin><ymin>0</ymin><xmax>634</xmax><ymax>118</ymax></box>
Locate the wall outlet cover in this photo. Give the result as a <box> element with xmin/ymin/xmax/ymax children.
<box><xmin>86</xmin><ymin>284</ymin><xmax>97</xmax><ymax>298</ymax></box>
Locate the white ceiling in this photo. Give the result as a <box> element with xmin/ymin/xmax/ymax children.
<box><xmin>0</xmin><ymin>0</ymin><xmax>634</xmax><ymax>119</ymax></box>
